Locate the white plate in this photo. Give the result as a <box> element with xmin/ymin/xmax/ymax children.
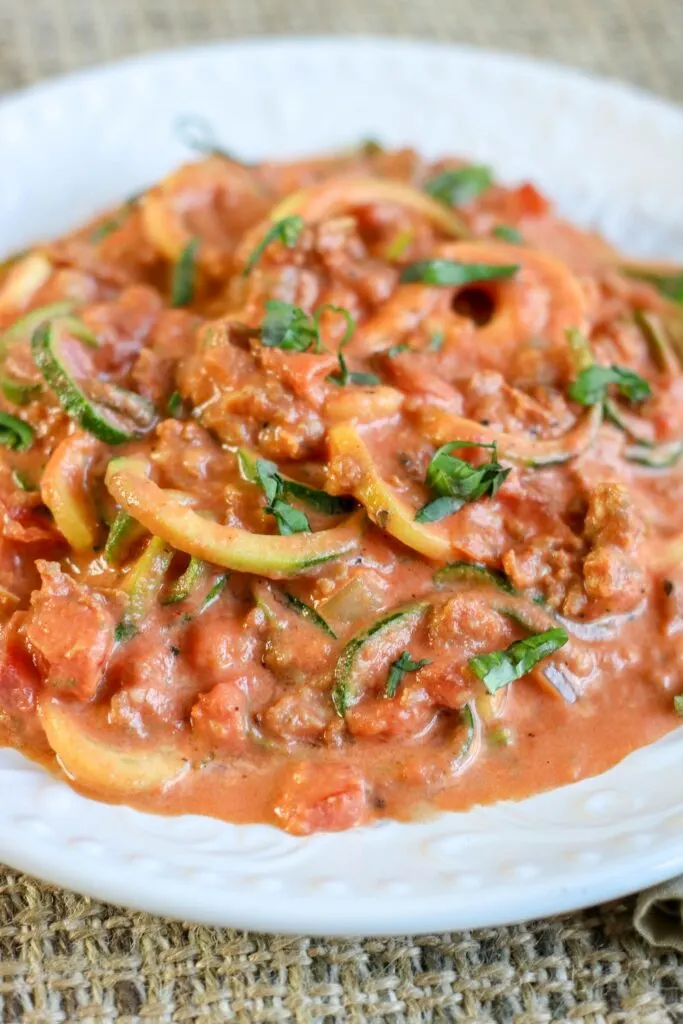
<box><xmin>1</xmin><ymin>38</ymin><xmax>683</xmax><ymax>936</ymax></box>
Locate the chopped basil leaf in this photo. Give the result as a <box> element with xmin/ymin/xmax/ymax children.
<box><xmin>327</xmin><ymin>352</ymin><xmax>380</xmax><ymax>387</ymax></box>
<box><xmin>428</xmin><ymin>330</ymin><xmax>445</xmax><ymax>352</ymax></box>
<box><xmin>415</xmin><ymin>496</ymin><xmax>465</xmax><ymax>523</ymax></box>
<box><xmin>255</xmin><ymin>458</ymin><xmax>281</xmax><ymax>505</ymax></box>
<box><xmin>254</xmin><ymin>458</ymin><xmax>311</xmax><ymax>536</ymax></box>
<box><xmin>243</xmin><ymin>215</ymin><xmax>304</xmax><ymax>277</ymax></box>
<box><xmin>282</xmin><ymin>592</ymin><xmax>337</xmax><ymax>638</ymax></box>
<box><xmin>171</xmin><ymin>238</ymin><xmax>199</xmax><ymax>307</ymax></box>
<box><xmin>675</xmin><ymin>695</ymin><xmax>683</xmax><ymax>716</ymax></box>
<box><xmin>569</xmin><ymin>365</ymin><xmax>651</xmax><ymax>406</ymax></box>
<box><xmin>260</xmin><ymin>301</ymin><xmax>355</xmax><ymax>354</ymax></box>
<box><xmin>622</xmin><ymin>266</ymin><xmax>683</xmax><ymax>304</ymax></box>
<box><xmin>415</xmin><ymin>440</ymin><xmax>510</xmax><ymax>523</ymax></box>
<box><xmin>0</xmin><ymin>377</ymin><xmax>40</xmax><ymax>405</ymax></box>
<box><xmin>175</xmin><ymin>114</ymin><xmax>237</xmax><ymax>161</ymax></box>
<box><xmin>0</xmin><ymin>412</ymin><xmax>34</xmax><ymax>451</ymax></box>
<box><xmin>424</xmin><ymin>165</ymin><xmax>493</xmax><ymax>206</ymax></box>
<box><xmin>166</xmin><ymin>390</ymin><xmax>184</xmax><ymax>418</ymax></box>
<box><xmin>400</xmin><ymin>260</ymin><xmax>518</xmax><ymax>287</ymax></box>
<box><xmin>239</xmin><ymin>449</ymin><xmax>352</xmax><ymax>515</ymax></box>
<box><xmin>385</xmin><ymin>650</ymin><xmax>432</xmax><ymax>698</ymax></box>
<box><xmin>279</xmin><ymin>478</ymin><xmax>354</xmax><ymax>516</ymax></box>
<box><xmin>114</xmin><ymin>620</ymin><xmax>139</xmax><ymax>644</ymax></box>
<box><xmin>313</xmin><ymin>304</ymin><xmax>356</xmax><ymax>348</ymax></box>
<box><xmin>269</xmin><ymin>499</ymin><xmax>310</xmax><ymax>536</ymax></box>
<box><xmin>492</xmin><ymin>224</ymin><xmax>523</xmax><ymax>244</ymax></box>
<box><xmin>260</xmin><ymin>300</ymin><xmax>318</xmax><ymax>352</ymax></box>
<box><xmin>386</xmin><ymin>343</ymin><xmax>411</xmax><ymax>358</ymax></box>
<box><xmin>469</xmin><ymin>627</ymin><xmax>568</xmax><ymax>694</ymax></box>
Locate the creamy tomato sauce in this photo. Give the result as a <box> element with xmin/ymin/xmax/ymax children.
<box><xmin>0</xmin><ymin>141</ymin><xmax>681</xmax><ymax>835</ymax></box>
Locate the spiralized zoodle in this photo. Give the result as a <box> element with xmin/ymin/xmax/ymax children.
<box><xmin>1</xmin><ymin>140</ymin><xmax>683</xmax><ymax>835</ymax></box>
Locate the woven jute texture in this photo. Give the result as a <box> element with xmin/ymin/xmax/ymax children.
<box><xmin>1</xmin><ymin>2</ymin><xmax>683</xmax><ymax>1021</ymax></box>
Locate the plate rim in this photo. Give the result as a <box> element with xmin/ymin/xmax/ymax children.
<box><xmin>3</xmin><ymin>33</ymin><xmax>683</xmax><ymax>121</ymax></box>
<box><xmin>1</xmin><ymin>35</ymin><xmax>682</xmax><ymax>936</ymax></box>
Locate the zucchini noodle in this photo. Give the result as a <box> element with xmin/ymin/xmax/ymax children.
<box><xmin>0</xmin><ymin>141</ymin><xmax>679</xmax><ymax>836</ymax></box>
<box><xmin>105</xmin><ymin>457</ymin><xmax>364</xmax><ymax>578</ymax></box>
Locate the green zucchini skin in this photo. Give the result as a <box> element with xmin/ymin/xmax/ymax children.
<box><xmin>162</xmin><ymin>556</ymin><xmax>206</xmax><ymax>605</ymax></box>
<box><xmin>332</xmin><ymin>601</ymin><xmax>429</xmax><ymax>716</ymax></box>
<box><xmin>32</xmin><ymin>321</ymin><xmax>156</xmax><ymax>444</ymax></box>
<box><xmin>104</xmin><ymin>511</ymin><xmax>147</xmax><ymax>565</ymax></box>
<box><xmin>255</xmin><ymin>583</ymin><xmax>337</xmax><ymax>638</ymax></box>
<box><xmin>625</xmin><ymin>440</ymin><xmax>683</xmax><ymax>469</ymax></box>
<box><xmin>434</xmin><ymin>560</ymin><xmax>515</xmax><ymax>593</ymax></box>
<box><xmin>105</xmin><ymin>458</ymin><xmax>364</xmax><ymax>579</ymax></box>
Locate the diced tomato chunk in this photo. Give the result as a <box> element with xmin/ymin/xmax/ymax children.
<box><xmin>273</xmin><ymin>762</ymin><xmax>367</xmax><ymax>835</ymax></box>
<box><xmin>190</xmin><ymin>681</ymin><xmax>248</xmax><ymax>752</ymax></box>
<box><xmin>22</xmin><ymin>561</ymin><xmax>115</xmax><ymax>701</ymax></box>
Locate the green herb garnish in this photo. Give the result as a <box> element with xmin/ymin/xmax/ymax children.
<box><xmin>569</xmin><ymin>365</ymin><xmax>651</xmax><ymax>407</ymax></box>
<box><xmin>114</xmin><ymin>620</ymin><xmax>139</xmax><ymax>645</ymax></box>
<box><xmin>385</xmin><ymin>650</ymin><xmax>432</xmax><ymax>698</ymax></box>
<box><xmin>171</xmin><ymin>238</ymin><xmax>199</xmax><ymax>307</ymax></box>
<box><xmin>424</xmin><ymin>165</ymin><xmax>493</xmax><ymax>206</ymax></box>
<box><xmin>416</xmin><ymin>440</ymin><xmax>510</xmax><ymax>523</ymax></box>
<box><xmin>261</xmin><ymin>300</ymin><xmax>318</xmax><ymax>352</ymax></box>
<box><xmin>260</xmin><ymin>301</ymin><xmax>355</xmax><ymax>356</ymax></box>
<box><xmin>243</xmin><ymin>216</ymin><xmax>304</xmax><ymax>277</ymax></box>
<box><xmin>313</xmin><ymin>304</ymin><xmax>356</xmax><ymax>348</ymax></box>
<box><xmin>255</xmin><ymin>458</ymin><xmax>311</xmax><ymax>536</ymax></box>
<box><xmin>675</xmin><ymin>695</ymin><xmax>683</xmax><ymax>716</ymax></box>
<box><xmin>166</xmin><ymin>391</ymin><xmax>184</xmax><ymax>418</ymax></box>
<box><xmin>386</xmin><ymin>343</ymin><xmax>411</xmax><ymax>358</ymax></box>
<box><xmin>492</xmin><ymin>224</ymin><xmax>523</xmax><ymax>244</ymax></box>
<box><xmin>469</xmin><ymin>627</ymin><xmax>568</xmax><ymax>694</ymax></box>
<box><xmin>238</xmin><ymin>449</ymin><xmax>352</xmax><ymax>516</ymax></box>
<box><xmin>327</xmin><ymin>352</ymin><xmax>380</xmax><ymax>387</ymax></box>
<box><xmin>428</xmin><ymin>330</ymin><xmax>445</xmax><ymax>352</ymax></box>
<box><xmin>400</xmin><ymin>260</ymin><xmax>518</xmax><ymax>287</ymax></box>
<box><xmin>0</xmin><ymin>412</ymin><xmax>34</xmax><ymax>451</ymax></box>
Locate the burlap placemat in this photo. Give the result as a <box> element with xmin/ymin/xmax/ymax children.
<box><xmin>1</xmin><ymin>2</ymin><xmax>683</xmax><ymax>1020</ymax></box>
